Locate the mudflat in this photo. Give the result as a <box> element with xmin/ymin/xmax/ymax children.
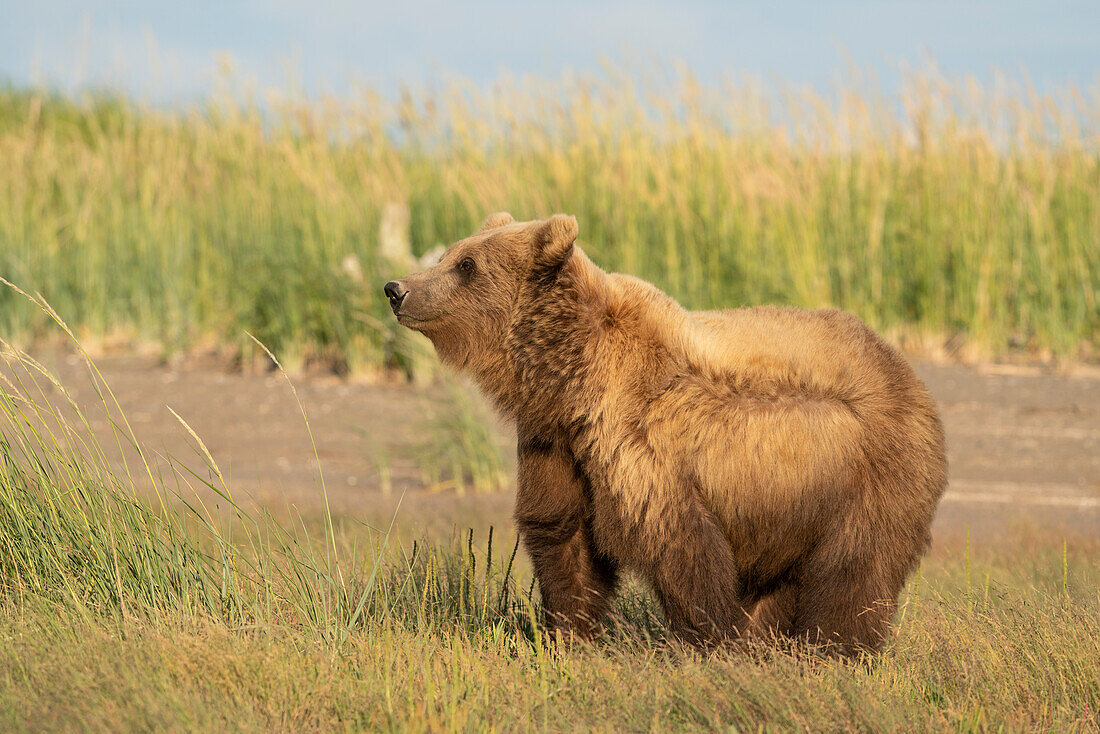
<box><xmin>14</xmin><ymin>351</ymin><xmax>1099</xmax><ymax>543</ymax></box>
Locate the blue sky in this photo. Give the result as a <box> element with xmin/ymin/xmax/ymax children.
<box><xmin>2</xmin><ymin>1</ymin><xmax>1097</xmax><ymax>102</ymax></box>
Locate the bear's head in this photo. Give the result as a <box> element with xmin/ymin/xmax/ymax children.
<box><xmin>383</xmin><ymin>212</ymin><xmax>579</xmax><ymax>371</ymax></box>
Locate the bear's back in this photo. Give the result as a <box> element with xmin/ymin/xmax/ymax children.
<box><xmin>684</xmin><ymin>305</ymin><xmax>926</xmax><ymax>414</ymax></box>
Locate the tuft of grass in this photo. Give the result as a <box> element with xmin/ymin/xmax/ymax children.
<box><xmin>1</xmin><ymin>66</ymin><xmax>1098</xmax><ymax>369</ymax></box>
<box><xmin>416</xmin><ymin>379</ymin><xmax>511</xmax><ymax>495</ymax></box>
<box><xmin>0</xmin><ymin>340</ymin><xmax>383</xmax><ymax>640</ymax></box>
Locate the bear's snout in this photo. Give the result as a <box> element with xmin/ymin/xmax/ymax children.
<box><xmin>384</xmin><ymin>280</ymin><xmax>408</xmax><ymax>313</ymax></box>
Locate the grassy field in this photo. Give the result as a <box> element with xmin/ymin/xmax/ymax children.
<box><xmin>1</xmin><ymin>68</ymin><xmax>1098</xmax><ymax>371</ymax></box>
<box><xmin>1</xmin><ymin>66</ymin><xmax>1099</xmax><ymax>730</ymax></box>
<box><xmin>1</xmin><ymin>330</ymin><xmax>1099</xmax><ymax>731</ymax></box>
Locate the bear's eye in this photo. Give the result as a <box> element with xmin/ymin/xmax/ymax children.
<box><xmin>457</xmin><ymin>257</ymin><xmax>475</xmax><ymax>273</ymax></box>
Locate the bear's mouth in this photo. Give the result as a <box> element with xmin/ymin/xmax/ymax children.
<box><xmin>396</xmin><ymin>313</ymin><xmax>434</xmax><ymax>329</ymax></box>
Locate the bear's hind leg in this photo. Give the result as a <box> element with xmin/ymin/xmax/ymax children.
<box><xmin>790</xmin><ymin>561</ymin><xmax>897</xmax><ymax>656</ymax></box>
<box><xmin>746</xmin><ymin>586</ymin><xmax>798</xmax><ymax>642</ymax></box>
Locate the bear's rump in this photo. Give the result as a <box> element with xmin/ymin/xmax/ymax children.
<box><xmin>642</xmin><ymin>383</ymin><xmax>864</xmax><ymax>515</ymax></box>
<box><xmin>576</xmin><ymin>385</ymin><xmax>864</xmax><ymax>568</ymax></box>
<box><xmin>606</xmin><ymin>386</ymin><xmax>867</xmax><ymax>579</ymax></box>
<box><xmin>696</xmin><ymin>400</ymin><xmax>861</xmax><ymax>510</ymax></box>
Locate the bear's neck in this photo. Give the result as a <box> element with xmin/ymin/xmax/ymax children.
<box><xmin>476</xmin><ymin>251</ymin><xmax>611</xmax><ymax>435</ymax></box>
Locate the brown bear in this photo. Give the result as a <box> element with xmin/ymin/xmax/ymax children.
<box><xmin>384</xmin><ymin>213</ymin><xmax>947</xmax><ymax>655</ymax></box>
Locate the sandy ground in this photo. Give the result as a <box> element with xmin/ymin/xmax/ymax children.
<box><xmin>9</xmin><ymin>350</ymin><xmax>1099</xmax><ymax>544</ymax></box>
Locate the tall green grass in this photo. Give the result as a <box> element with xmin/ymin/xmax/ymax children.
<box><xmin>1</xmin><ymin>66</ymin><xmax>1097</xmax><ymax>369</ymax></box>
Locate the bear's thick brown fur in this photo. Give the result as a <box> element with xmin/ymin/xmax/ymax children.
<box><xmin>385</xmin><ymin>213</ymin><xmax>947</xmax><ymax>654</ymax></box>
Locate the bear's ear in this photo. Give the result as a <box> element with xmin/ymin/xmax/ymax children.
<box><xmin>480</xmin><ymin>212</ymin><xmax>515</xmax><ymax>232</ymax></box>
<box><xmin>533</xmin><ymin>214</ymin><xmax>578</xmax><ymax>270</ymax></box>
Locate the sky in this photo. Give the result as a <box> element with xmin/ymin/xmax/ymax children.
<box><xmin>1</xmin><ymin>1</ymin><xmax>1098</xmax><ymax>103</ymax></box>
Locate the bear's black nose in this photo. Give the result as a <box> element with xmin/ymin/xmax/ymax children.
<box><xmin>384</xmin><ymin>281</ymin><xmax>408</xmax><ymax>311</ymax></box>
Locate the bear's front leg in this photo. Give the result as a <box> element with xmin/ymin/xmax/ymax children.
<box><xmin>514</xmin><ymin>437</ymin><xmax>618</xmax><ymax>641</ymax></box>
